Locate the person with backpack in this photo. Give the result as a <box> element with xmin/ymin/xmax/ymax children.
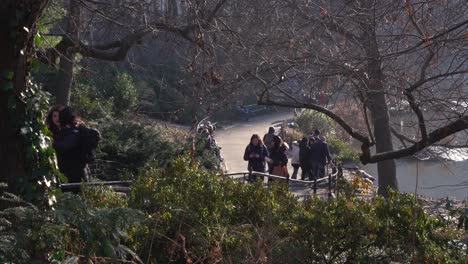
<box><xmin>52</xmin><ymin>107</ymin><xmax>100</xmax><ymax>184</ymax></box>
<box><xmin>243</xmin><ymin>134</ymin><xmax>269</xmax><ymax>181</ymax></box>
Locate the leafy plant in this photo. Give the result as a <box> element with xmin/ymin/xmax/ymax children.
<box><xmin>327</xmin><ymin>135</ymin><xmax>360</xmax><ymax>163</ymax></box>
<box><xmin>295</xmin><ymin>109</ymin><xmax>334</xmax><ymax>136</ymax></box>
<box><xmin>18</xmin><ymin>81</ymin><xmax>60</xmax><ymax>203</ymax></box>
<box><xmin>95</xmin><ymin>120</ymin><xmax>186</xmax><ymax>180</ymax></box>
<box><xmin>126</xmin><ymin>155</ymin><xmax>466</xmax><ymax>263</ymax></box>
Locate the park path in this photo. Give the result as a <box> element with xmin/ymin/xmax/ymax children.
<box><xmin>216</xmin><ymin>111</ymin><xmax>294</xmax><ymax>173</ymax></box>
<box><xmin>215</xmin><ymin>111</ymin><xmax>329</xmax><ymax>197</ymax></box>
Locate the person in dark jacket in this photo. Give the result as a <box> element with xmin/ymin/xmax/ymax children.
<box><xmin>52</xmin><ymin>107</ymin><xmax>87</xmax><ymax>184</ymax></box>
<box><xmin>243</xmin><ymin>134</ymin><xmax>269</xmax><ymax>181</ymax></box>
<box><xmin>308</xmin><ymin>136</ymin><xmax>332</xmax><ymax>180</ymax></box>
<box><xmin>263</xmin><ymin>127</ymin><xmax>276</xmax><ymax>172</ymax></box>
<box><xmin>268</xmin><ymin>136</ymin><xmax>289</xmax><ymax>181</ymax></box>
<box><xmin>299</xmin><ymin>137</ymin><xmax>310</xmax><ymax>180</ymax></box>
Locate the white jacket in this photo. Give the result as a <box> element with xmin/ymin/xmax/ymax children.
<box><xmin>287</xmin><ymin>141</ymin><xmax>300</xmax><ymax>165</ymax></box>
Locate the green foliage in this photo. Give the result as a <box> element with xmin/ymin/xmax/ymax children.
<box><xmin>0</xmin><ymin>190</ymin><xmax>144</xmax><ymax>263</ymax></box>
<box><xmin>71</xmin><ymin>78</ymin><xmax>114</xmax><ymax>120</ymax></box>
<box><xmin>0</xmin><ymin>192</ymin><xmax>42</xmax><ymax>263</ymax></box>
<box><xmin>96</xmin><ymin>120</ymin><xmax>185</xmax><ymax>180</ymax></box>
<box><xmin>295</xmin><ymin>109</ymin><xmax>334</xmax><ymax>136</ymax></box>
<box><xmin>2</xmin><ymin>156</ymin><xmax>466</xmax><ymax>263</ymax></box>
<box><xmin>327</xmin><ymin>135</ymin><xmax>360</xmax><ymax>163</ymax></box>
<box><xmin>81</xmin><ymin>184</ymin><xmax>128</xmax><ymax>208</ymax></box>
<box><xmin>71</xmin><ymin>66</ymin><xmax>138</xmax><ymax>119</ymax></box>
<box><xmin>193</xmin><ymin>133</ymin><xmax>222</xmax><ymax>170</ymax></box>
<box><xmin>127</xmin><ymin>156</ymin><xmax>466</xmax><ymax>263</ymax></box>
<box><xmin>129</xmin><ymin>155</ymin><xmax>298</xmax><ymax>262</ymax></box>
<box><xmin>18</xmin><ymin>81</ymin><xmax>59</xmax><ymax>203</ymax></box>
<box><xmin>112</xmin><ymin>72</ymin><xmax>138</xmax><ymax>116</ymax></box>
<box><xmin>53</xmin><ymin>194</ymin><xmax>144</xmax><ymax>260</ymax></box>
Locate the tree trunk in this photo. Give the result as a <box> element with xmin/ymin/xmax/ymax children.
<box><xmin>362</xmin><ymin>7</ymin><xmax>398</xmax><ymax>196</ymax></box>
<box><xmin>0</xmin><ymin>0</ymin><xmax>49</xmax><ymax>192</ymax></box>
<box><xmin>55</xmin><ymin>0</ymin><xmax>81</xmax><ymax>106</ymax></box>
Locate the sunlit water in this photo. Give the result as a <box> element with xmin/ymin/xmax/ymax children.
<box><xmin>365</xmin><ymin>158</ymin><xmax>468</xmax><ymax>200</ymax></box>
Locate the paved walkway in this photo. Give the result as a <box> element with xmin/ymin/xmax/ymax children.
<box><xmin>216</xmin><ymin>111</ymin><xmax>335</xmax><ymax>197</ymax></box>
<box><xmin>216</xmin><ymin>111</ymin><xmax>294</xmax><ymax>173</ymax></box>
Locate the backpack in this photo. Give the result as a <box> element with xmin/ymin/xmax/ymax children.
<box><xmin>78</xmin><ymin>125</ymin><xmax>101</xmax><ymax>163</ymax></box>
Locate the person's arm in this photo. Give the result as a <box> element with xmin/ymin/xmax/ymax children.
<box><xmin>53</xmin><ymin>132</ymin><xmax>79</xmax><ymax>152</ymax></box>
<box><xmin>280</xmin><ymin>148</ymin><xmax>289</xmax><ymax>166</ymax></box>
<box><xmin>243</xmin><ymin>146</ymin><xmax>250</xmax><ymax>161</ymax></box>
<box><xmin>261</xmin><ymin>145</ymin><xmax>269</xmax><ymax>159</ymax></box>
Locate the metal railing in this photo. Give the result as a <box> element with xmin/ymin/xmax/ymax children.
<box><xmin>225</xmin><ymin>163</ymin><xmax>342</xmax><ymax>197</ymax></box>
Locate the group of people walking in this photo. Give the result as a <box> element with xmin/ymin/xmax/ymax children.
<box><xmin>243</xmin><ymin>126</ymin><xmax>332</xmax><ymax>182</ymax></box>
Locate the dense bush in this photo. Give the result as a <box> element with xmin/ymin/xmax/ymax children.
<box><xmin>2</xmin><ymin>155</ymin><xmax>466</xmax><ymax>263</ymax></box>
<box><xmin>71</xmin><ymin>66</ymin><xmax>138</xmax><ymax>120</ymax></box>
<box><xmin>0</xmin><ymin>190</ymin><xmax>143</xmax><ymax>263</ymax></box>
<box><xmin>95</xmin><ymin>120</ymin><xmax>186</xmax><ymax>180</ymax></box>
<box><xmin>126</xmin><ymin>155</ymin><xmax>466</xmax><ymax>263</ymax></box>
<box><xmin>295</xmin><ymin>109</ymin><xmax>334</xmax><ymax>136</ymax></box>
<box><xmin>327</xmin><ymin>136</ymin><xmax>360</xmax><ymax>163</ymax></box>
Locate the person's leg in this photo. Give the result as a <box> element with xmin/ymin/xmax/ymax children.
<box><xmin>291</xmin><ymin>164</ymin><xmax>299</xmax><ymax>179</ymax></box>
<box><xmin>300</xmin><ymin>165</ymin><xmax>307</xmax><ymax>180</ymax></box>
<box><xmin>310</xmin><ymin>163</ymin><xmax>317</xmax><ymax>180</ymax></box>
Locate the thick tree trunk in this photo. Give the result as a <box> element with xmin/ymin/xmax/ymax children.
<box><xmin>55</xmin><ymin>0</ymin><xmax>81</xmax><ymax>106</ymax></box>
<box><xmin>362</xmin><ymin>8</ymin><xmax>398</xmax><ymax>196</ymax></box>
<box><xmin>0</xmin><ymin>0</ymin><xmax>49</xmax><ymax>192</ymax></box>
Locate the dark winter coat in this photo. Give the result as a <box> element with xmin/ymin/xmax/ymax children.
<box><xmin>299</xmin><ymin>140</ymin><xmax>309</xmax><ymax>167</ymax></box>
<box><xmin>263</xmin><ymin>133</ymin><xmax>275</xmax><ymax>152</ymax></box>
<box><xmin>268</xmin><ymin>144</ymin><xmax>288</xmax><ymax>173</ymax></box>
<box><xmin>308</xmin><ymin>141</ymin><xmax>332</xmax><ymax>167</ymax></box>
<box><xmin>244</xmin><ymin>143</ymin><xmax>269</xmax><ymax>172</ymax></box>
<box><xmin>53</xmin><ymin>127</ymin><xmax>87</xmax><ymax>183</ymax></box>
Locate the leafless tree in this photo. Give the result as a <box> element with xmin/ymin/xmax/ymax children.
<box><xmin>192</xmin><ymin>0</ymin><xmax>467</xmax><ymax>195</ymax></box>
<box><xmin>39</xmin><ymin>0</ymin><xmax>228</xmax><ymax>106</ymax></box>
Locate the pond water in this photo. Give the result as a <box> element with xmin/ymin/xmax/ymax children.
<box><xmin>365</xmin><ymin>158</ymin><xmax>468</xmax><ymax>200</ymax></box>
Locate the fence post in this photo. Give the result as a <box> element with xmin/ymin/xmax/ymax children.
<box><xmin>313</xmin><ymin>177</ymin><xmax>317</xmax><ymax>195</ymax></box>
<box><xmin>336</xmin><ymin>165</ymin><xmax>343</xmax><ymax>196</ymax></box>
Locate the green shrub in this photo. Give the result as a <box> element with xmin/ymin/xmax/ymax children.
<box><xmin>81</xmin><ymin>184</ymin><xmax>128</xmax><ymax>208</ymax></box>
<box><xmin>295</xmin><ymin>109</ymin><xmax>334</xmax><ymax>136</ymax></box>
<box><xmin>129</xmin><ymin>155</ymin><xmax>298</xmax><ymax>262</ymax></box>
<box><xmin>0</xmin><ymin>191</ymin><xmax>143</xmax><ymax>263</ymax></box>
<box><xmin>71</xmin><ymin>80</ymin><xmax>113</xmax><ymax>120</ymax></box>
<box><xmin>327</xmin><ymin>135</ymin><xmax>360</xmax><ymax>163</ymax></box>
<box><xmin>71</xmin><ymin>66</ymin><xmax>138</xmax><ymax>119</ymax></box>
<box><xmin>126</xmin><ymin>155</ymin><xmax>466</xmax><ymax>263</ymax></box>
<box><xmin>96</xmin><ymin>120</ymin><xmax>185</xmax><ymax>180</ymax></box>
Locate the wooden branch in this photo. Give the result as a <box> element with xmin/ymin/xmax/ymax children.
<box><xmin>257</xmin><ymin>98</ymin><xmax>371</xmax><ymax>145</ymax></box>
<box><xmin>383</xmin><ymin>18</ymin><xmax>468</xmax><ymax>58</ymax></box>
<box><xmin>365</xmin><ymin>115</ymin><xmax>468</xmax><ymax>163</ymax></box>
<box><xmin>390</xmin><ymin>127</ymin><xmax>408</xmax><ymax>148</ymax></box>
<box><xmin>283</xmin><ymin>0</ymin><xmax>362</xmax><ymax>44</ymax></box>
<box><xmin>403</xmin><ymin>90</ymin><xmax>428</xmax><ymax>143</ymax></box>
<box><xmin>75</xmin><ymin>28</ymin><xmax>151</xmax><ymax>61</ymax></box>
<box><xmin>407</xmin><ymin>70</ymin><xmax>467</xmax><ymax>92</ymax></box>
<box><xmin>259</xmin><ymin>97</ymin><xmax>467</xmax><ymax>165</ymax></box>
